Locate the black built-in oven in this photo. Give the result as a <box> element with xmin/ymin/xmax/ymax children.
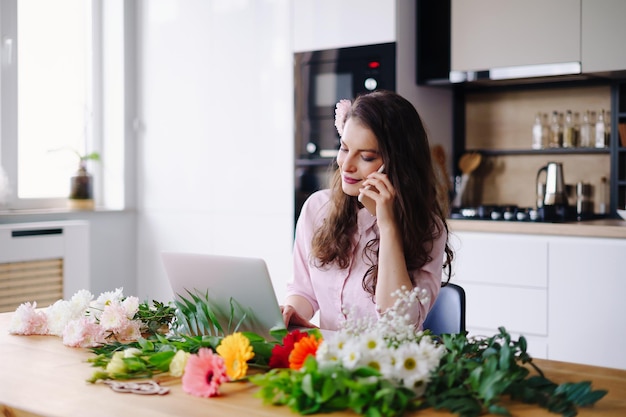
<box><xmin>294</xmin><ymin>42</ymin><xmax>396</xmax><ymax>223</ymax></box>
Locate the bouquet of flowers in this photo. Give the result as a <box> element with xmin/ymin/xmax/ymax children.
<box><xmin>8</xmin><ymin>287</ymin><xmax>607</xmax><ymax>417</ymax></box>
<box><xmin>9</xmin><ymin>288</ymin><xmax>149</xmax><ymax>347</ymax></box>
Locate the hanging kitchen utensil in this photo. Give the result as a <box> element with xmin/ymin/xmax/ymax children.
<box><xmin>431</xmin><ymin>145</ymin><xmax>452</xmax><ymax>191</ymax></box>
<box><xmin>452</xmin><ymin>152</ymin><xmax>482</xmax><ymax>208</ymax></box>
<box><xmin>431</xmin><ymin>145</ymin><xmax>453</xmax><ymax>213</ymax></box>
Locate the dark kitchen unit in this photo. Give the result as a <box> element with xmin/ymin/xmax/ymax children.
<box><xmin>293</xmin><ymin>42</ymin><xmax>396</xmax><ymax>225</ymax></box>
<box><xmin>415</xmin><ymin>0</ymin><xmax>626</xmax><ymax>219</ymax></box>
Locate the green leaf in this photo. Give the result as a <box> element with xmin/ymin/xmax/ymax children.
<box><xmin>301</xmin><ymin>373</ymin><xmax>315</xmax><ymax>398</ymax></box>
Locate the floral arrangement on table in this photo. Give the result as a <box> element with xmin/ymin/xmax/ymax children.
<box><xmin>8</xmin><ymin>287</ymin><xmax>607</xmax><ymax>417</ymax></box>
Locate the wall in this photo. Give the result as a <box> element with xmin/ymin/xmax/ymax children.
<box><xmin>135</xmin><ymin>0</ymin><xmax>295</xmax><ymax>303</ymax></box>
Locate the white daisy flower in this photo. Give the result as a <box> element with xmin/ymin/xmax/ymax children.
<box><xmin>340</xmin><ymin>339</ymin><xmax>363</xmax><ymax>369</ymax></box>
<box><xmin>392</xmin><ymin>343</ymin><xmax>423</xmax><ymax>381</ymax></box>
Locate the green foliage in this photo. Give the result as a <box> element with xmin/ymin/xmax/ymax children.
<box><xmin>424</xmin><ymin>328</ymin><xmax>607</xmax><ymax>417</ymax></box>
<box><xmin>251</xmin><ymin>356</ymin><xmax>422</xmax><ymax>417</ymax></box>
<box><xmin>251</xmin><ymin>328</ymin><xmax>607</xmax><ymax>417</ymax></box>
<box><xmin>135</xmin><ymin>300</ymin><xmax>176</xmax><ymax>336</ymax></box>
<box><xmin>170</xmin><ymin>289</ymin><xmax>251</xmax><ymax>337</ymax></box>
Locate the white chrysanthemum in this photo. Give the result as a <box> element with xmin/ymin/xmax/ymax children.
<box><xmin>121</xmin><ymin>296</ymin><xmax>139</xmax><ymax>319</ymax></box>
<box><xmin>115</xmin><ymin>319</ymin><xmax>142</xmax><ymax>342</ymax></box>
<box><xmin>99</xmin><ymin>302</ymin><xmax>128</xmax><ymax>332</ymax></box>
<box><xmin>62</xmin><ymin>316</ymin><xmax>104</xmax><ymax>348</ymax></box>
<box><xmin>45</xmin><ymin>299</ymin><xmax>75</xmax><ymax>336</ymax></box>
<box><xmin>69</xmin><ymin>289</ymin><xmax>93</xmax><ymax>316</ymax></box>
<box><xmin>92</xmin><ymin>288</ymin><xmax>124</xmax><ymax>313</ymax></box>
<box><xmin>8</xmin><ymin>302</ymin><xmax>48</xmax><ymax>335</ymax></box>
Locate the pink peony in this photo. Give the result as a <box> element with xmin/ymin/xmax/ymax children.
<box><xmin>99</xmin><ymin>302</ymin><xmax>129</xmax><ymax>333</ymax></box>
<box><xmin>114</xmin><ymin>319</ymin><xmax>142</xmax><ymax>342</ymax></box>
<box><xmin>9</xmin><ymin>302</ymin><xmax>48</xmax><ymax>335</ymax></box>
<box><xmin>334</xmin><ymin>99</ymin><xmax>352</xmax><ymax>136</ymax></box>
<box><xmin>182</xmin><ymin>348</ymin><xmax>229</xmax><ymax>398</ymax></box>
<box><xmin>62</xmin><ymin>317</ymin><xmax>106</xmax><ymax>348</ymax></box>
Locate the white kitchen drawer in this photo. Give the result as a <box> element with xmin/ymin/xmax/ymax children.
<box><xmin>463</xmin><ymin>282</ymin><xmax>547</xmax><ymax>336</ymax></box>
<box><xmin>451</xmin><ymin>232</ymin><xmax>548</xmax><ymax>288</ymax></box>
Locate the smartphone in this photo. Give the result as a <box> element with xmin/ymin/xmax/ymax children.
<box><xmin>358</xmin><ymin>164</ymin><xmax>385</xmax><ymax>203</ymax></box>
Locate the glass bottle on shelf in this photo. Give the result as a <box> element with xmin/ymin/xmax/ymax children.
<box><xmin>595</xmin><ymin>109</ymin><xmax>608</xmax><ymax>148</ymax></box>
<box><xmin>562</xmin><ymin>110</ymin><xmax>576</xmax><ymax>148</ymax></box>
<box><xmin>549</xmin><ymin>111</ymin><xmax>562</xmax><ymax>148</ymax></box>
<box><xmin>573</xmin><ymin>111</ymin><xmax>581</xmax><ymax>147</ymax></box>
<box><xmin>606</xmin><ymin>110</ymin><xmax>611</xmax><ymax>147</ymax></box>
<box><xmin>579</xmin><ymin>110</ymin><xmax>594</xmax><ymax>148</ymax></box>
<box><xmin>532</xmin><ymin>112</ymin><xmax>546</xmax><ymax>149</ymax></box>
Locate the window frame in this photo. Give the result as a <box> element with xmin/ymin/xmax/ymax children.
<box><xmin>0</xmin><ymin>0</ymin><xmax>130</xmax><ymax>211</ymax></box>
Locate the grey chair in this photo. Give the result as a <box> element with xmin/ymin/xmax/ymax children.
<box><xmin>422</xmin><ymin>283</ymin><xmax>466</xmax><ymax>335</ymax></box>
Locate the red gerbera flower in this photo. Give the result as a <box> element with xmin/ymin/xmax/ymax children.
<box><xmin>288</xmin><ymin>334</ymin><xmax>320</xmax><ymax>370</ymax></box>
<box><xmin>268</xmin><ymin>329</ymin><xmax>307</xmax><ymax>369</ymax></box>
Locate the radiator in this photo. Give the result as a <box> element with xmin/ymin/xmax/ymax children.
<box><xmin>0</xmin><ymin>221</ymin><xmax>89</xmax><ymax>312</ymax></box>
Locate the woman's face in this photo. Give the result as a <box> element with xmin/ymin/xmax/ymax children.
<box><xmin>336</xmin><ymin>118</ymin><xmax>384</xmax><ymax>197</ymax></box>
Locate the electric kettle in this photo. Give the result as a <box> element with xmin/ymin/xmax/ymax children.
<box><xmin>537</xmin><ymin>162</ymin><xmax>568</xmax><ymax>206</ymax></box>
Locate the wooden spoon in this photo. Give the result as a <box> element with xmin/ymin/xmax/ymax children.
<box><xmin>459</xmin><ymin>152</ymin><xmax>482</xmax><ymax>174</ymax></box>
<box><xmin>452</xmin><ymin>152</ymin><xmax>482</xmax><ymax>208</ymax></box>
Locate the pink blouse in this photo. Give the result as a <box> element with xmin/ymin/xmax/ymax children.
<box><xmin>286</xmin><ymin>189</ymin><xmax>447</xmax><ymax>331</ymax></box>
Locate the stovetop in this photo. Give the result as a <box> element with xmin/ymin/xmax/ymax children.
<box><xmin>450</xmin><ymin>204</ymin><xmax>597</xmax><ymax>223</ymax></box>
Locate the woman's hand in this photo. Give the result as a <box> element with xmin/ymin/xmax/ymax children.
<box><xmin>281</xmin><ymin>304</ymin><xmax>317</xmax><ymax>329</ymax></box>
<box><xmin>359</xmin><ymin>170</ymin><xmax>396</xmax><ymax>221</ymax></box>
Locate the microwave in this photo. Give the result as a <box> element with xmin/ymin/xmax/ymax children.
<box><xmin>294</xmin><ymin>42</ymin><xmax>396</xmax><ymax>159</ymax></box>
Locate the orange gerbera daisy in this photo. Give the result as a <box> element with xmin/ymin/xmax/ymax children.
<box><xmin>288</xmin><ymin>334</ymin><xmax>320</xmax><ymax>370</ymax></box>
<box><xmin>216</xmin><ymin>332</ymin><xmax>255</xmax><ymax>380</ymax></box>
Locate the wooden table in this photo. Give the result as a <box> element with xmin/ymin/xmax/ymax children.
<box><xmin>1</xmin><ymin>312</ymin><xmax>625</xmax><ymax>417</ymax></box>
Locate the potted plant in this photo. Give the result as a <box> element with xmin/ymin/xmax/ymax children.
<box><xmin>49</xmin><ymin>147</ymin><xmax>101</xmax><ymax>210</ymax></box>
<box><xmin>69</xmin><ymin>150</ymin><xmax>100</xmax><ymax>210</ymax></box>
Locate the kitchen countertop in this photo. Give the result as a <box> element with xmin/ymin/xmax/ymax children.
<box><xmin>448</xmin><ymin>218</ymin><xmax>626</xmax><ymax>239</ymax></box>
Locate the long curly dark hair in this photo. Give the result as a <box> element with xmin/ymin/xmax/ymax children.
<box><xmin>310</xmin><ymin>90</ymin><xmax>453</xmax><ymax>297</ymax></box>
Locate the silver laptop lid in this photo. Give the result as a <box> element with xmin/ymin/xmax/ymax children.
<box><xmin>161</xmin><ymin>252</ymin><xmax>286</xmax><ymax>340</ymax></box>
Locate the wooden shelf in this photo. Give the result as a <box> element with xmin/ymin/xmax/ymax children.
<box><xmin>468</xmin><ymin>148</ymin><xmax>611</xmax><ymax>156</ymax></box>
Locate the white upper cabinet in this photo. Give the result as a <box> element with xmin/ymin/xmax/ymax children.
<box><xmin>581</xmin><ymin>0</ymin><xmax>626</xmax><ymax>73</ymax></box>
<box><xmin>292</xmin><ymin>0</ymin><xmax>396</xmax><ymax>52</ymax></box>
<box><xmin>451</xmin><ymin>0</ymin><xmax>580</xmax><ymax>72</ymax></box>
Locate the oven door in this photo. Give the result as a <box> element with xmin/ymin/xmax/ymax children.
<box><xmin>295</xmin><ymin>43</ymin><xmax>396</xmax><ymax>158</ymax></box>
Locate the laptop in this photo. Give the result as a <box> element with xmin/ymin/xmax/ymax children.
<box><xmin>161</xmin><ymin>252</ymin><xmax>287</xmax><ymax>340</ymax></box>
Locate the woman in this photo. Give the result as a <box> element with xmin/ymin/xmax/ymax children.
<box><xmin>282</xmin><ymin>90</ymin><xmax>453</xmax><ymax>331</ymax></box>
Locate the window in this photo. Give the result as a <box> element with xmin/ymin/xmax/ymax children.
<box><xmin>0</xmin><ymin>0</ymin><xmax>128</xmax><ymax>210</ymax></box>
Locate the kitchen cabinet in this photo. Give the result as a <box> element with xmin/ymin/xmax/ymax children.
<box><xmin>451</xmin><ymin>0</ymin><xmax>580</xmax><ymax>73</ymax></box>
<box><xmin>449</xmin><ymin>231</ymin><xmax>549</xmax><ymax>359</ymax></box>
<box><xmin>581</xmin><ymin>0</ymin><xmax>626</xmax><ymax>73</ymax></box>
<box><xmin>548</xmin><ymin>236</ymin><xmax>626</xmax><ymax>370</ymax></box>
<box><xmin>292</xmin><ymin>0</ymin><xmax>395</xmax><ymax>53</ymax></box>
<box><xmin>451</xmin><ymin>0</ymin><xmax>626</xmax><ymax>77</ymax></box>
<box><xmin>450</xmin><ymin>230</ymin><xmax>626</xmax><ymax>369</ymax></box>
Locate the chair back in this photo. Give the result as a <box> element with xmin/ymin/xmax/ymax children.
<box><xmin>422</xmin><ymin>283</ymin><xmax>466</xmax><ymax>335</ymax></box>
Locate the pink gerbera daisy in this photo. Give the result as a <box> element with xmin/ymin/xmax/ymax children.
<box><xmin>182</xmin><ymin>348</ymin><xmax>229</xmax><ymax>398</ymax></box>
